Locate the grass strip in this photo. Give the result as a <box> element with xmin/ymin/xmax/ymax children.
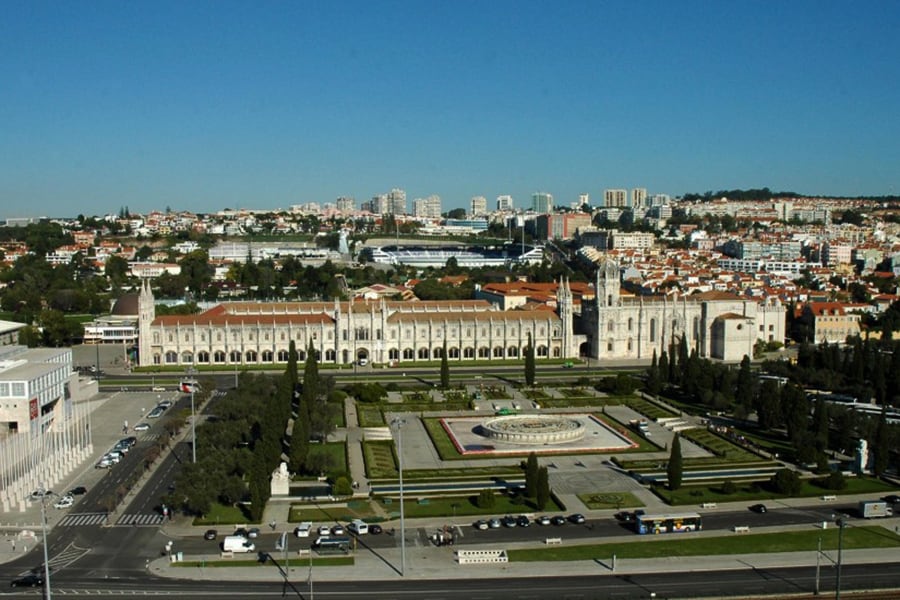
<box><xmin>176</xmin><ymin>557</ymin><xmax>354</xmax><ymax>568</ymax></box>
<box><xmin>508</xmin><ymin>526</ymin><xmax>900</xmax><ymax>562</ymax></box>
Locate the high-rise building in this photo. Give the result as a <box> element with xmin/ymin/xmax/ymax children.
<box><xmin>604</xmin><ymin>189</ymin><xmax>628</xmax><ymax>208</ymax></box>
<box><xmin>336</xmin><ymin>197</ymin><xmax>355</xmax><ymax>213</ymax></box>
<box><xmin>362</xmin><ymin>194</ymin><xmax>387</xmax><ymax>214</ymax></box>
<box><xmin>577</xmin><ymin>193</ymin><xmax>590</xmax><ymax>209</ymax></box>
<box><xmin>387</xmin><ymin>188</ymin><xmax>407</xmax><ymax>215</ymax></box>
<box><xmin>532</xmin><ymin>192</ymin><xmax>554</xmax><ymax>213</ymax></box>
<box><xmin>470</xmin><ymin>196</ymin><xmax>487</xmax><ymax>217</ymax></box>
<box><xmin>413</xmin><ymin>195</ymin><xmax>442</xmax><ymax>218</ymax></box>
<box><xmin>631</xmin><ymin>188</ymin><xmax>647</xmax><ymax>209</ymax></box>
<box><xmin>496</xmin><ymin>195</ymin><xmax>514</xmax><ymax>211</ymax></box>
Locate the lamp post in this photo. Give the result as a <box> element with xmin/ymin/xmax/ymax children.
<box><xmin>39</xmin><ymin>487</ymin><xmax>53</xmax><ymax>600</ymax></box>
<box><xmin>391</xmin><ymin>417</ymin><xmax>406</xmax><ymax>576</ymax></box>
<box><xmin>186</xmin><ymin>366</ymin><xmax>197</xmax><ymax>464</ymax></box>
<box><xmin>835</xmin><ymin>518</ymin><xmax>845</xmax><ymax>600</ymax></box>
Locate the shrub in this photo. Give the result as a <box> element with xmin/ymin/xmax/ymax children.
<box><xmin>476</xmin><ymin>489</ymin><xmax>496</xmax><ymax>509</ymax></box>
<box><xmin>770</xmin><ymin>468</ymin><xmax>802</xmax><ymax>495</ymax></box>
<box><xmin>720</xmin><ymin>480</ymin><xmax>737</xmax><ymax>495</ymax></box>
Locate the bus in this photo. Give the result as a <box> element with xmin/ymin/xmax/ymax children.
<box><xmin>635</xmin><ymin>512</ymin><xmax>702</xmax><ymax>535</ymax></box>
<box><xmin>312</xmin><ymin>536</ymin><xmax>351</xmax><ymax>555</ymax></box>
<box><xmin>180</xmin><ymin>379</ymin><xmax>200</xmax><ymax>394</ymax></box>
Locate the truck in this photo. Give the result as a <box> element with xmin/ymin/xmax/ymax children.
<box><xmin>222</xmin><ymin>535</ymin><xmax>256</xmax><ymax>553</ymax></box>
<box><xmin>859</xmin><ymin>500</ymin><xmax>893</xmax><ymax>519</ymax></box>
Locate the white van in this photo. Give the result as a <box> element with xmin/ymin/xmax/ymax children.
<box><xmin>348</xmin><ymin>519</ymin><xmax>368</xmax><ymax>535</ymax></box>
<box><xmin>222</xmin><ymin>535</ymin><xmax>256</xmax><ymax>553</ymax></box>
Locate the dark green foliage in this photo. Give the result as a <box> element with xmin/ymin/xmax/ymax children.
<box><xmin>667</xmin><ymin>435</ymin><xmax>683</xmax><ymax>491</ymax></box>
<box><xmin>770</xmin><ymin>468</ymin><xmax>803</xmax><ymax>495</ymax></box>
<box><xmin>873</xmin><ymin>408</ymin><xmax>890</xmax><ymax>476</ymax></box>
<box><xmin>477</xmin><ymin>489</ymin><xmax>496</xmax><ymax>509</ymax></box>
<box><xmin>525</xmin><ymin>452</ymin><xmax>539</xmax><ymax>498</ymax></box>
<box><xmin>819</xmin><ymin>470</ymin><xmax>847</xmax><ymax>491</ymax></box>
<box><xmin>645</xmin><ymin>350</ymin><xmax>661</xmax><ymax>396</ymax></box>
<box><xmin>524</xmin><ymin>335</ymin><xmax>536</xmax><ymax>387</ymax></box>
<box><xmin>332</xmin><ymin>476</ymin><xmax>352</xmax><ymax>497</ymax></box>
<box><xmin>720</xmin><ymin>479</ymin><xmax>737</xmax><ymax>495</ymax></box>
<box><xmin>440</xmin><ymin>340</ymin><xmax>450</xmax><ymax>389</ymax></box>
<box><xmin>344</xmin><ymin>382</ymin><xmax>388</xmax><ymax>403</ymax></box>
<box><xmin>536</xmin><ymin>466</ymin><xmax>550</xmax><ymax>510</ymax></box>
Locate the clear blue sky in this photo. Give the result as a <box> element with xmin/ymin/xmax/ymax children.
<box><xmin>2</xmin><ymin>1</ymin><xmax>899</xmax><ymax>218</ymax></box>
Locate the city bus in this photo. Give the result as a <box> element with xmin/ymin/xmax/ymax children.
<box><xmin>312</xmin><ymin>536</ymin><xmax>351</xmax><ymax>555</ymax></box>
<box><xmin>635</xmin><ymin>512</ymin><xmax>702</xmax><ymax>535</ymax></box>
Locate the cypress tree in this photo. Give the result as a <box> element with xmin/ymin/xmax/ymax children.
<box><xmin>440</xmin><ymin>339</ymin><xmax>450</xmax><ymax>389</ymax></box>
<box><xmin>525</xmin><ymin>452</ymin><xmax>539</xmax><ymax>498</ymax></box>
<box><xmin>536</xmin><ymin>466</ymin><xmax>550</xmax><ymax>510</ymax></box>
<box><xmin>667</xmin><ymin>434</ymin><xmax>683</xmax><ymax>491</ymax></box>
<box><xmin>524</xmin><ymin>333</ymin><xmax>536</xmax><ymax>387</ymax></box>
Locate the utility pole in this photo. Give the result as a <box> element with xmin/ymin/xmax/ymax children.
<box><xmin>391</xmin><ymin>417</ymin><xmax>407</xmax><ymax>576</ymax></box>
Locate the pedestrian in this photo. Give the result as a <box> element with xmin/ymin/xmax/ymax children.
<box><xmin>269</xmin><ymin>520</ymin><xmax>276</xmax><ymax>530</ymax></box>
<box><xmin>11</xmin><ymin>539</ymin><xmax>15</xmax><ymax>552</ymax></box>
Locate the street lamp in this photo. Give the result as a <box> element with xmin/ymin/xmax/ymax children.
<box><xmin>39</xmin><ymin>487</ymin><xmax>53</xmax><ymax>600</ymax></box>
<box><xmin>186</xmin><ymin>366</ymin><xmax>197</xmax><ymax>463</ymax></box>
<box><xmin>391</xmin><ymin>417</ymin><xmax>407</xmax><ymax>577</ymax></box>
<box><xmin>835</xmin><ymin>517</ymin><xmax>845</xmax><ymax>600</ymax></box>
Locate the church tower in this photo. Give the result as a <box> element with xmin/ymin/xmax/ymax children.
<box><xmin>558</xmin><ymin>277</ymin><xmax>575</xmax><ymax>358</ymax></box>
<box><xmin>138</xmin><ymin>277</ymin><xmax>156</xmax><ymax>367</ymax></box>
<box><xmin>596</xmin><ymin>258</ymin><xmax>621</xmax><ymax>308</ymax></box>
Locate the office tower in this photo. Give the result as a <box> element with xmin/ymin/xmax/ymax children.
<box><xmin>363</xmin><ymin>194</ymin><xmax>388</xmax><ymax>214</ymax></box>
<box><xmin>578</xmin><ymin>193</ymin><xmax>590</xmax><ymax>209</ymax></box>
<box><xmin>336</xmin><ymin>197</ymin><xmax>355</xmax><ymax>213</ymax></box>
<box><xmin>604</xmin><ymin>189</ymin><xmax>628</xmax><ymax>208</ymax></box>
<box><xmin>470</xmin><ymin>196</ymin><xmax>487</xmax><ymax>217</ymax></box>
<box><xmin>532</xmin><ymin>192</ymin><xmax>554</xmax><ymax>213</ymax></box>
<box><xmin>413</xmin><ymin>195</ymin><xmax>442</xmax><ymax>218</ymax></box>
<box><xmin>496</xmin><ymin>195</ymin><xmax>514</xmax><ymax>211</ymax></box>
<box><xmin>631</xmin><ymin>188</ymin><xmax>647</xmax><ymax>209</ymax></box>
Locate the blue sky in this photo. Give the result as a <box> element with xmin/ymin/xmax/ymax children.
<box><xmin>2</xmin><ymin>1</ymin><xmax>899</xmax><ymax>218</ymax></box>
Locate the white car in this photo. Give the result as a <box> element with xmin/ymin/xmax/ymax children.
<box><xmin>54</xmin><ymin>495</ymin><xmax>74</xmax><ymax>509</ymax></box>
<box><xmin>294</xmin><ymin>522</ymin><xmax>313</xmax><ymax>538</ymax></box>
<box><xmin>134</xmin><ymin>423</ymin><xmax>151</xmax><ymax>432</ymax></box>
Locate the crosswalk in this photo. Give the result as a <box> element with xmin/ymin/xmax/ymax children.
<box><xmin>58</xmin><ymin>512</ymin><xmax>109</xmax><ymax>527</ymax></box>
<box><xmin>116</xmin><ymin>512</ymin><xmax>165</xmax><ymax>526</ymax></box>
<box><xmin>58</xmin><ymin>512</ymin><xmax>165</xmax><ymax>527</ymax></box>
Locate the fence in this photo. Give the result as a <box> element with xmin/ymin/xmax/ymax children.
<box><xmin>455</xmin><ymin>549</ymin><xmax>508</xmax><ymax>565</ymax></box>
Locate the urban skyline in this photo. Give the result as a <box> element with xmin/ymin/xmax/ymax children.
<box><xmin>2</xmin><ymin>1</ymin><xmax>899</xmax><ymax>218</ymax></box>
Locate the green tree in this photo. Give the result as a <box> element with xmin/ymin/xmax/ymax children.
<box><xmin>873</xmin><ymin>407</ymin><xmax>890</xmax><ymax>476</ymax></box>
<box><xmin>525</xmin><ymin>452</ymin><xmax>539</xmax><ymax>498</ymax></box>
<box><xmin>536</xmin><ymin>466</ymin><xmax>550</xmax><ymax>510</ymax></box>
<box><xmin>770</xmin><ymin>468</ymin><xmax>802</xmax><ymax>495</ymax></box>
<box><xmin>333</xmin><ymin>476</ymin><xmax>353</xmax><ymax>497</ymax></box>
<box><xmin>646</xmin><ymin>349</ymin><xmax>661</xmax><ymax>396</ymax></box>
<box><xmin>667</xmin><ymin>435</ymin><xmax>683</xmax><ymax>491</ymax></box>
<box><xmin>734</xmin><ymin>355</ymin><xmax>756</xmax><ymax>417</ymax></box>
<box><xmin>440</xmin><ymin>340</ymin><xmax>450</xmax><ymax>389</ymax></box>
<box><xmin>477</xmin><ymin>489</ymin><xmax>496</xmax><ymax>509</ymax></box>
<box><xmin>524</xmin><ymin>334</ymin><xmax>536</xmax><ymax>387</ymax></box>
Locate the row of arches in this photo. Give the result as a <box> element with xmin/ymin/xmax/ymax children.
<box><xmin>154</xmin><ymin>344</ymin><xmax>561</xmax><ymax>366</ymax></box>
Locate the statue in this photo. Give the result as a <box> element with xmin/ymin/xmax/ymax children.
<box><xmin>270</xmin><ymin>461</ymin><xmax>290</xmax><ymax>496</ymax></box>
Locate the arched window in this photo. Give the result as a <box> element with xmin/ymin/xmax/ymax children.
<box><xmin>153</xmin><ymin>332</ymin><xmax>160</xmax><ymax>344</ymax></box>
<box><xmin>537</xmin><ymin>345</ymin><xmax>548</xmax><ymax>357</ymax></box>
<box><xmin>478</xmin><ymin>347</ymin><xmax>490</xmax><ymax>358</ymax></box>
<box><xmin>607</xmin><ymin>340</ymin><xmax>614</xmax><ymax>352</ymax></box>
<box><xmin>325</xmin><ymin>349</ymin><xmax>336</xmax><ymax>361</ymax></box>
<box><xmin>552</xmin><ymin>347</ymin><xmax>561</xmax><ymax>357</ymax></box>
<box><xmin>493</xmin><ymin>346</ymin><xmax>504</xmax><ymax>358</ymax></box>
<box><xmin>433</xmin><ymin>346</ymin><xmax>443</xmax><ymax>358</ymax></box>
<box><xmin>181</xmin><ymin>351</ymin><xmax>193</xmax><ymax>363</ymax></box>
<box><xmin>449</xmin><ymin>347</ymin><xmax>460</xmax><ymax>359</ymax></box>
<box><xmin>507</xmin><ymin>346</ymin><xmax>518</xmax><ymax>358</ymax></box>
<box><xmin>403</xmin><ymin>348</ymin><xmax>414</xmax><ymax>360</ymax></box>
<box><xmin>650</xmin><ymin>319</ymin><xmax>657</xmax><ymax>343</ymax></box>
<box><xmin>229</xmin><ymin>350</ymin><xmax>241</xmax><ymax>363</ymax></box>
<box><xmin>628</xmin><ymin>317</ymin><xmax>633</xmax><ymax>331</ymax></box>
<box><xmin>214</xmin><ymin>351</ymin><xmax>226</xmax><ymax>363</ymax></box>
<box><xmin>277</xmin><ymin>349</ymin><xmax>289</xmax><ymax>361</ymax></box>
<box><xmin>298</xmin><ymin>350</ymin><xmax>306</xmax><ymax>361</ymax></box>
<box><xmin>197</xmin><ymin>351</ymin><xmax>210</xmax><ymax>363</ymax></box>
<box><xmin>418</xmin><ymin>347</ymin><xmax>430</xmax><ymax>360</ymax></box>
<box><xmin>261</xmin><ymin>350</ymin><xmax>274</xmax><ymax>362</ymax></box>
<box><xmin>245</xmin><ymin>350</ymin><xmax>258</xmax><ymax>363</ymax></box>
<box><xmin>153</xmin><ymin>354</ymin><xmax>161</xmax><ymax>365</ymax></box>
<box><xmin>388</xmin><ymin>348</ymin><xmax>399</xmax><ymax>360</ymax></box>
<box><xmin>607</xmin><ymin>321</ymin><xmax>614</xmax><ymax>332</ymax></box>
<box><xmin>463</xmin><ymin>347</ymin><xmax>474</xmax><ymax>359</ymax></box>
<box><xmin>165</xmin><ymin>351</ymin><xmax>177</xmax><ymax>364</ymax></box>
<box><xmin>627</xmin><ymin>338</ymin><xmax>633</xmax><ymax>352</ymax></box>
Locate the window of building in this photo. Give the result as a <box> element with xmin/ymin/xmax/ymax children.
<box><xmin>165</xmin><ymin>351</ymin><xmax>177</xmax><ymax>363</ymax></box>
<box><xmin>389</xmin><ymin>348</ymin><xmax>399</xmax><ymax>360</ymax></box>
<box><xmin>650</xmin><ymin>319</ymin><xmax>657</xmax><ymax>343</ymax></box>
<box><xmin>418</xmin><ymin>347</ymin><xmax>429</xmax><ymax>359</ymax></box>
<box><xmin>153</xmin><ymin>332</ymin><xmax>160</xmax><ymax>344</ymax></box>
<box><xmin>493</xmin><ymin>346</ymin><xmax>503</xmax><ymax>357</ymax></box>
<box><xmin>478</xmin><ymin>347</ymin><xmax>490</xmax><ymax>358</ymax></box>
<box><xmin>245</xmin><ymin>350</ymin><xmax>258</xmax><ymax>362</ymax></box>
<box><xmin>403</xmin><ymin>348</ymin><xmax>414</xmax><ymax>360</ymax></box>
<box><xmin>197</xmin><ymin>351</ymin><xmax>209</xmax><ymax>363</ymax></box>
<box><xmin>463</xmin><ymin>347</ymin><xmax>474</xmax><ymax>359</ymax></box>
<box><xmin>262</xmin><ymin>350</ymin><xmax>274</xmax><ymax>362</ymax></box>
<box><xmin>230</xmin><ymin>350</ymin><xmax>241</xmax><ymax>363</ymax></box>
<box><xmin>277</xmin><ymin>350</ymin><xmax>289</xmax><ymax>361</ymax></box>
<box><xmin>628</xmin><ymin>318</ymin><xmax>633</xmax><ymax>332</ymax></box>
<box><xmin>214</xmin><ymin>351</ymin><xmax>226</xmax><ymax>363</ymax></box>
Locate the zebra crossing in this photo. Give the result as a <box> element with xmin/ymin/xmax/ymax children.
<box><xmin>115</xmin><ymin>512</ymin><xmax>165</xmax><ymax>526</ymax></box>
<box><xmin>58</xmin><ymin>512</ymin><xmax>109</xmax><ymax>527</ymax></box>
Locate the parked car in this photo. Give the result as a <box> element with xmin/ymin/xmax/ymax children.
<box><xmin>516</xmin><ymin>515</ymin><xmax>531</xmax><ymax>527</ymax></box>
<box><xmin>68</xmin><ymin>486</ymin><xmax>87</xmax><ymax>496</ymax></box>
<box><xmin>551</xmin><ymin>515</ymin><xmax>566</xmax><ymax>526</ymax></box>
<box><xmin>568</xmin><ymin>513</ymin><xmax>586</xmax><ymax>524</ymax></box>
<box><xmin>119</xmin><ymin>437</ymin><xmax>137</xmax><ymax>447</ymax></box>
<box><xmin>535</xmin><ymin>515</ymin><xmax>551</xmax><ymax>526</ymax></box>
<box><xmin>368</xmin><ymin>524</ymin><xmax>383</xmax><ymax>535</ymax></box>
<box><xmin>157</xmin><ymin>400</ymin><xmax>173</xmax><ymax>409</ymax></box>
<box><xmin>488</xmin><ymin>517</ymin><xmax>502</xmax><ymax>529</ymax></box>
<box><xmin>294</xmin><ymin>522</ymin><xmax>313</xmax><ymax>538</ymax></box>
<box><xmin>29</xmin><ymin>490</ymin><xmax>52</xmax><ymax>501</ymax></box>
<box><xmin>614</xmin><ymin>511</ymin><xmax>635</xmax><ymax>522</ymax></box>
<box><xmin>749</xmin><ymin>504</ymin><xmax>768</xmax><ymax>514</ymax></box>
<box><xmin>10</xmin><ymin>574</ymin><xmax>44</xmax><ymax>588</ymax></box>
<box><xmin>233</xmin><ymin>528</ymin><xmax>249</xmax><ymax>538</ymax></box>
<box><xmin>882</xmin><ymin>494</ymin><xmax>900</xmax><ymax>504</ymax></box>
<box><xmin>133</xmin><ymin>423</ymin><xmax>151</xmax><ymax>432</ymax></box>
<box><xmin>247</xmin><ymin>527</ymin><xmax>260</xmax><ymax>539</ymax></box>
<box><xmin>474</xmin><ymin>519</ymin><xmax>489</xmax><ymax>530</ymax></box>
<box><xmin>501</xmin><ymin>515</ymin><xmax>517</xmax><ymax>528</ymax></box>
<box><xmin>204</xmin><ymin>529</ymin><xmax>218</xmax><ymax>540</ymax></box>
<box><xmin>95</xmin><ymin>458</ymin><xmax>113</xmax><ymax>469</ymax></box>
<box><xmin>331</xmin><ymin>524</ymin><xmax>345</xmax><ymax>536</ymax></box>
<box><xmin>318</xmin><ymin>525</ymin><xmax>332</xmax><ymax>536</ymax></box>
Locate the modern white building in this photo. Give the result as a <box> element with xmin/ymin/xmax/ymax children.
<box><xmin>413</xmin><ymin>195</ymin><xmax>442</xmax><ymax>218</ymax></box>
<box><xmin>470</xmin><ymin>196</ymin><xmax>488</xmax><ymax>217</ymax></box>
<box><xmin>497</xmin><ymin>195</ymin><xmax>514</xmax><ymax>211</ymax></box>
<box><xmin>604</xmin><ymin>189</ymin><xmax>628</xmax><ymax>208</ymax></box>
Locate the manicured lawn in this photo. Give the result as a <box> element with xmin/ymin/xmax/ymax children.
<box><xmin>578</xmin><ymin>491</ymin><xmax>645</xmax><ymax>510</ymax></box>
<box><xmin>654</xmin><ymin>476</ymin><xmax>899</xmax><ymax>506</ymax></box>
<box><xmin>314</xmin><ymin>441</ymin><xmax>348</xmax><ymax>478</ymax></box>
<box><xmin>193</xmin><ymin>503</ymin><xmax>253</xmax><ymax>526</ymax></box>
<box><xmin>421</xmin><ymin>418</ymin><xmax>463</xmax><ymax>460</ymax></box>
<box><xmin>624</xmin><ymin>397</ymin><xmax>679</xmax><ymax>420</ymax></box>
<box><xmin>508</xmin><ymin>526</ymin><xmax>900</xmax><ymax>562</ymax></box>
<box><xmin>363</xmin><ymin>440</ymin><xmax>397</xmax><ymax>478</ymax></box>
<box><xmin>679</xmin><ymin>428</ymin><xmax>758</xmax><ymax>461</ymax></box>
<box><xmin>289</xmin><ymin>500</ymin><xmax>380</xmax><ymax>523</ymax></box>
<box><xmin>357</xmin><ymin>406</ymin><xmax>386</xmax><ymax>427</ymax></box>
